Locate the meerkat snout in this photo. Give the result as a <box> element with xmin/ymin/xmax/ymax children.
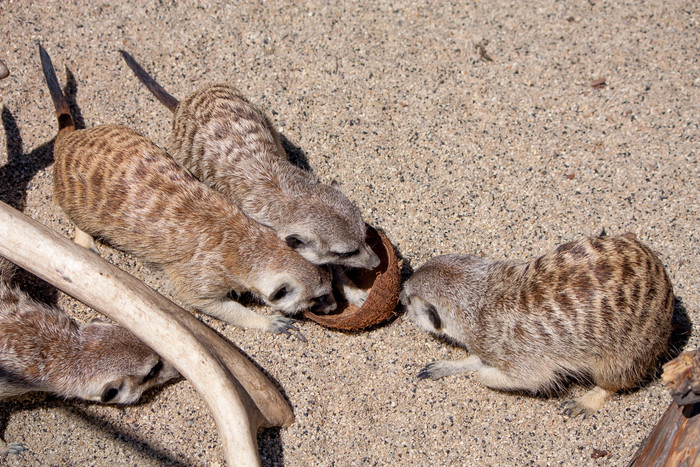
<box><xmin>404</xmin><ymin>236</ymin><xmax>675</xmax><ymax>417</ymax></box>
<box><xmin>257</xmin><ymin>265</ymin><xmax>336</xmax><ymax>315</ymax></box>
<box><xmin>79</xmin><ymin>322</ymin><xmax>180</xmax><ymax>404</ymax></box>
<box><xmin>281</xmin><ymin>218</ymin><xmax>380</xmax><ymax>271</ymax></box>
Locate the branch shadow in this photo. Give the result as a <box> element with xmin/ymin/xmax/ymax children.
<box><xmin>0</xmin><ymin>393</ymin><xmax>190</xmax><ymax>466</ymax></box>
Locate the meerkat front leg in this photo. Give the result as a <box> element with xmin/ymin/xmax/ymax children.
<box><xmin>73</xmin><ymin>227</ymin><xmax>99</xmax><ymax>253</ymax></box>
<box><xmin>199</xmin><ymin>299</ymin><xmax>306</xmax><ymax>341</ymax></box>
<box><xmin>419</xmin><ymin>356</ymin><xmax>547</xmax><ymax>394</ymax></box>
<box><xmin>418</xmin><ymin>355</ymin><xmax>486</xmax><ymax>380</ymax></box>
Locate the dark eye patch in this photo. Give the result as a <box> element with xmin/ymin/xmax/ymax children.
<box><xmin>271</xmin><ymin>285</ymin><xmax>289</xmax><ymax>302</ymax></box>
<box><xmin>285</xmin><ymin>235</ymin><xmax>305</xmax><ymax>249</ymax></box>
<box><xmin>101</xmin><ymin>386</ymin><xmax>119</xmax><ymax>403</ymax></box>
<box><xmin>142</xmin><ymin>360</ymin><xmax>163</xmax><ymax>384</ymax></box>
<box><xmin>425</xmin><ymin>304</ymin><xmax>442</xmax><ymax>330</ymax></box>
<box><xmin>334</xmin><ymin>249</ymin><xmax>360</xmax><ymax>258</ymax></box>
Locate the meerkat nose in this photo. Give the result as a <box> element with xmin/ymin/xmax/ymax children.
<box><xmin>399</xmin><ymin>290</ymin><xmax>410</xmax><ymax>306</ymax></box>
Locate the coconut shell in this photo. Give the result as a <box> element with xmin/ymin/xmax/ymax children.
<box><xmin>303</xmin><ymin>224</ymin><xmax>401</xmax><ymax>331</ymax></box>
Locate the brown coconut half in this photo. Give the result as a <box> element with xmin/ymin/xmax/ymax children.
<box><xmin>303</xmin><ymin>224</ymin><xmax>401</xmax><ymax>331</ymax></box>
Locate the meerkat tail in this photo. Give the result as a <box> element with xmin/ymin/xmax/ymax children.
<box><xmin>38</xmin><ymin>45</ymin><xmax>74</xmax><ymax>133</ymax></box>
<box><xmin>119</xmin><ymin>50</ymin><xmax>179</xmax><ymax>113</ymax></box>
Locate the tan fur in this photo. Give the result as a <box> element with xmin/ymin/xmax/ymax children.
<box><xmin>41</xmin><ymin>46</ymin><xmax>335</xmax><ymax>336</ymax></box>
<box><xmin>401</xmin><ymin>235</ymin><xmax>675</xmax><ymax>416</ymax></box>
<box><xmin>120</xmin><ymin>52</ymin><xmax>379</xmax><ymax>271</ymax></box>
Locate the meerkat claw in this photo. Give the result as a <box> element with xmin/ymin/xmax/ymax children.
<box><xmin>561</xmin><ymin>400</ymin><xmax>591</xmax><ymax>418</ymax></box>
<box><xmin>2</xmin><ymin>442</ymin><xmax>28</xmax><ymax>455</ymax></box>
<box><xmin>417</xmin><ymin>363</ymin><xmax>439</xmax><ymax>380</ymax></box>
<box><xmin>270</xmin><ymin>316</ymin><xmax>307</xmax><ymax>342</ymax></box>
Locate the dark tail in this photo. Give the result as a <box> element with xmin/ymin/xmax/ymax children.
<box><xmin>39</xmin><ymin>44</ymin><xmax>75</xmax><ymax>133</ymax></box>
<box><xmin>119</xmin><ymin>50</ymin><xmax>179</xmax><ymax>113</ymax></box>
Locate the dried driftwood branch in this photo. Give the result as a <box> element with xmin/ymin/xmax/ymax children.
<box><xmin>0</xmin><ymin>201</ymin><xmax>293</xmax><ymax>465</ymax></box>
<box><xmin>662</xmin><ymin>348</ymin><xmax>700</xmax><ymax>406</ymax></box>
<box><xmin>628</xmin><ymin>348</ymin><xmax>700</xmax><ymax>466</ymax></box>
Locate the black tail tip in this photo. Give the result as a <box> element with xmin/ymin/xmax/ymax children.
<box><xmin>118</xmin><ymin>49</ymin><xmax>135</xmax><ymax>64</ymax></box>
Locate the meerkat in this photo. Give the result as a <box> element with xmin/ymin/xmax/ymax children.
<box><xmin>0</xmin><ymin>257</ymin><xmax>180</xmax><ymax>454</ymax></box>
<box><xmin>40</xmin><ymin>45</ymin><xmax>335</xmax><ymax>338</ymax></box>
<box><xmin>119</xmin><ymin>52</ymin><xmax>380</xmax><ymax>283</ymax></box>
<box><xmin>401</xmin><ymin>233</ymin><xmax>675</xmax><ymax>416</ymax></box>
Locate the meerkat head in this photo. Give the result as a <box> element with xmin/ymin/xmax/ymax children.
<box><xmin>254</xmin><ymin>257</ymin><xmax>336</xmax><ymax>315</ymax></box>
<box><xmin>401</xmin><ymin>255</ymin><xmax>489</xmax><ymax>344</ymax></box>
<box><xmin>281</xmin><ymin>184</ymin><xmax>380</xmax><ymax>270</ymax></box>
<box><xmin>78</xmin><ymin>322</ymin><xmax>180</xmax><ymax>404</ymax></box>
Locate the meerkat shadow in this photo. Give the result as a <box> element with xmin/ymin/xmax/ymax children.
<box><xmin>0</xmin><ymin>66</ymin><xmax>88</xmax><ymax>306</ymax></box>
<box><xmin>665</xmin><ymin>296</ymin><xmax>692</xmax><ymax>364</ymax></box>
<box><xmin>279</xmin><ymin>133</ymin><xmax>312</xmax><ymax>172</ymax></box>
<box><xmin>1</xmin><ymin>107</ymin><xmax>58</xmax><ymax>305</ymax></box>
<box><xmin>63</xmin><ymin>66</ymin><xmax>86</xmax><ymax>130</ymax></box>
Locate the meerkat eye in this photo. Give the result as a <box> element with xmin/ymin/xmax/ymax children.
<box><xmin>285</xmin><ymin>235</ymin><xmax>305</xmax><ymax>249</ymax></box>
<box><xmin>101</xmin><ymin>386</ymin><xmax>120</xmax><ymax>403</ymax></box>
<box><xmin>271</xmin><ymin>285</ymin><xmax>289</xmax><ymax>302</ymax></box>
<box><xmin>334</xmin><ymin>249</ymin><xmax>360</xmax><ymax>258</ymax></box>
<box><xmin>142</xmin><ymin>361</ymin><xmax>164</xmax><ymax>384</ymax></box>
<box><xmin>425</xmin><ymin>304</ymin><xmax>442</xmax><ymax>330</ymax></box>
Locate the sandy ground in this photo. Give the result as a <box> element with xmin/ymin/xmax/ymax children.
<box><xmin>0</xmin><ymin>0</ymin><xmax>698</xmax><ymax>465</ymax></box>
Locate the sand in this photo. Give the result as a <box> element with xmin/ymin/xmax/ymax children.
<box><xmin>0</xmin><ymin>0</ymin><xmax>698</xmax><ymax>465</ymax></box>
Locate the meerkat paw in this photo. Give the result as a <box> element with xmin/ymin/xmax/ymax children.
<box><xmin>418</xmin><ymin>355</ymin><xmax>484</xmax><ymax>380</ymax></box>
<box><xmin>332</xmin><ymin>265</ymin><xmax>369</xmax><ymax>307</ymax></box>
<box><xmin>74</xmin><ymin>227</ymin><xmax>99</xmax><ymax>254</ymax></box>
<box><xmin>267</xmin><ymin>315</ymin><xmax>307</xmax><ymax>342</ymax></box>
<box><xmin>342</xmin><ymin>286</ymin><xmax>369</xmax><ymax>307</ymax></box>
<box><xmin>561</xmin><ymin>386</ymin><xmax>611</xmax><ymax>418</ymax></box>
<box><xmin>197</xmin><ymin>299</ymin><xmax>307</xmax><ymax>341</ymax></box>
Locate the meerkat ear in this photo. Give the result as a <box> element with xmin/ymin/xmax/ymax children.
<box><xmin>285</xmin><ymin>235</ymin><xmax>305</xmax><ymax>249</ymax></box>
<box><xmin>330</xmin><ymin>180</ymin><xmax>340</xmax><ymax>189</ymax></box>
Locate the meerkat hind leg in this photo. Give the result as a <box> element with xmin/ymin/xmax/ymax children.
<box><xmin>562</xmin><ymin>386</ymin><xmax>612</xmax><ymax>417</ymax></box>
<box><xmin>74</xmin><ymin>227</ymin><xmax>99</xmax><ymax>253</ymax></box>
<box><xmin>199</xmin><ymin>299</ymin><xmax>306</xmax><ymax>341</ymax></box>
<box><xmin>418</xmin><ymin>355</ymin><xmax>485</xmax><ymax>380</ymax></box>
